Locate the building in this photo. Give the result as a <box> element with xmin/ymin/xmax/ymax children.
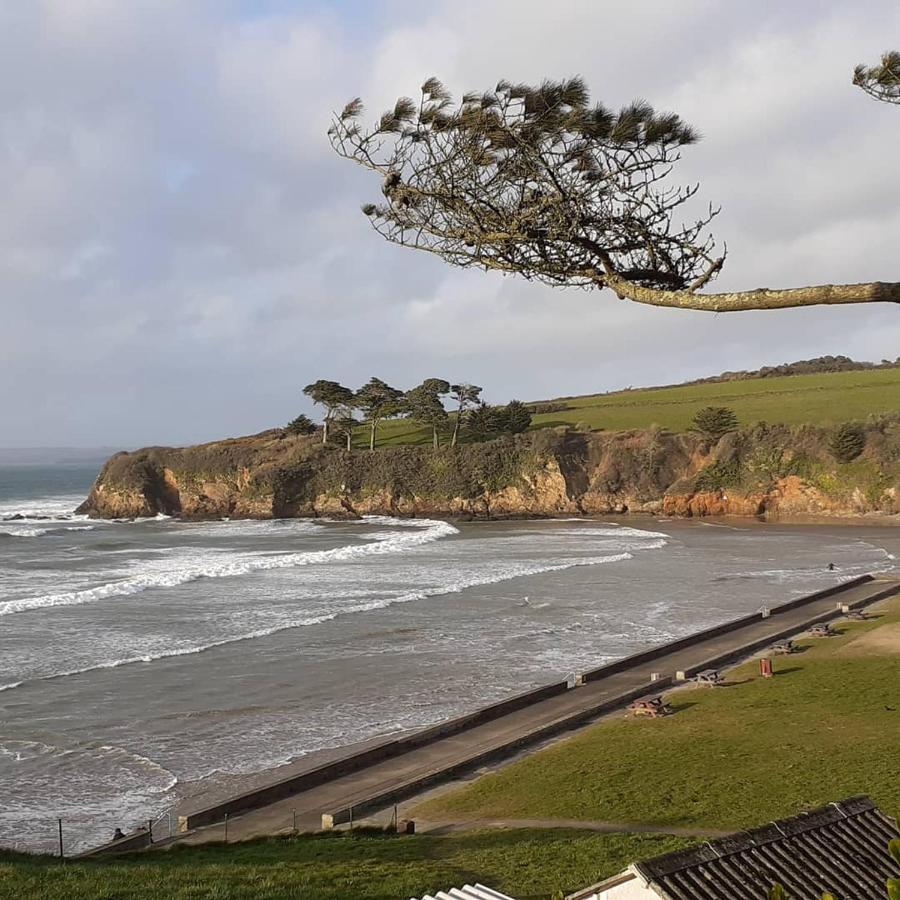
<box><xmin>568</xmin><ymin>796</ymin><xmax>900</xmax><ymax>900</ymax></box>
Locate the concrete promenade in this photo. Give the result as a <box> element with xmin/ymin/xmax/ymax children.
<box><xmin>165</xmin><ymin>575</ymin><xmax>900</xmax><ymax>848</ymax></box>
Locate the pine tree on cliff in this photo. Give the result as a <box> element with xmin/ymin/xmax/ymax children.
<box><xmin>329</xmin><ymin>76</ymin><xmax>900</xmax><ymax>312</ymax></box>
<box><xmin>692</xmin><ymin>406</ymin><xmax>738</xmax><ymax>440</ymax></box>
<box><xmin>449</xmin><ymin>383</ymin><xmax>482</xmax><ymax>446</ymax></box>
<box><xmin>355</xmin><ymin>377</ymin><xmax>405</xmax><ymax>451</ymax></box>
<box><xmin>303</xmin><ymin>380</ymin><xmax>355</xmax><ymax>444</ymax></box>
<box><xmin>499</xmin><ymin>399</ymin><xmax>532</xmax><ymax>434</ymax></box>
<box><xmin>285</xmin><ymin>414</ymin><xmax>316</xmax><ymax>436</ymax></box>
<box><xmin>405</xmin><ymin>379</ymin><xmax>450</xmax><ymax>448</ymax></box>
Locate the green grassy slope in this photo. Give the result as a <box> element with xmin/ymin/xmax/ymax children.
<box><xmin>414</xmin><ymin>597</ymin><xmax>900</xmax><ymax>830</ymax></box>
<box><xmin>0</xmin><ymin>830</ymin><xmax>688</xmax><ymax>900</ymax></box>
<box><xmin>368</xmin><ymin>368</ymin><xmax>900</xmax><ymax>447</ymax></box>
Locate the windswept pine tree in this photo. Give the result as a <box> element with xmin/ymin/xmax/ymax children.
<box><xmin>356</xmin><ymin>377</ymin><xmax>405</xmax><ymax>450</ymax></box>
<box><xmin>449</xmin><ymin>383</ymin><xmax>482</xmax><ymax>446</ymax></box>
<box><xmin>405</xmin><ymin>378</ymin><xmax>450</xmax><ymax>448</ymax></box>
<box><xmin>330</xmin><ymin>76</ymin><xmax>900</xmax><ymax>312</ymax></box>
<box><xmin>302</xmin><ymin>380</ymin><xmax>355</xmax><ymax>444</ymax></box>
<box><xmin>854</xmin><ymin>51</ymin><xmax>900</xmax><ymax>104</ymax></box>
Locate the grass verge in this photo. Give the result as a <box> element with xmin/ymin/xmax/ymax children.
<box><xmin>0</xmin><ymin>829</ymin><xmax>689</xmax><ymax>900</ymax></box>
<box><xmin>413</xmin><ymin>596</ymin><xmax>900</xmax><ymax>830</ymax></box>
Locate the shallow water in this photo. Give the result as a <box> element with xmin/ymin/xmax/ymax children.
<box><xmin>0</xmin><ymin>459</ymin><xmax>896</xmax><ymax>852</ymax></box>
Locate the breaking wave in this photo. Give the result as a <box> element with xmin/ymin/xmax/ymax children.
<box><xmin>0</xmin><ymin>517</ymin><xmax>460</xmax><ymax>617</ymax></box>
<box><xmin>0</xmin><ymin>551</ymin><xmax>635</xmax><ymax>693</ymax></box>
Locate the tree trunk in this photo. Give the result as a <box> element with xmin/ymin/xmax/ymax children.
<box><xmin>433</xmin><ymin>425</ymin><xmax>439</xmax><ymax>449</ymax></box>
<box><xmin>451</xmin><ymin>405</ymin><xmax>461</xmax><ymax>447</ymax></box>
<box><xmin>369</xmin><ymin>420</ymin><xmax>376</xmax><ymax>451</ymax></box>
<box><xmin>346</xmin><ymin>430</ymin><xmax>352</xmax><ymax>451</ymax></box>
<box><xmin>603</xmin><ymin>274</ymin><xmax>900</xmax><ymax>313</ymax></box>
<box><xmin>322</xmin><ymin>417</ymin><xmax>329</xmax><ymax>444</ymax></box>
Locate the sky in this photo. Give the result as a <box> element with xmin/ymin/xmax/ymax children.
<box><xmin>2</xmin><ymin>0</ymin><xmax>899</xmax><ymax>448</ymax></box>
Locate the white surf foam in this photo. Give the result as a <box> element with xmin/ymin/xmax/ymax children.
<box><xmin>0</xmin><ymin>517</ymin><xmax>459</xmax><ymax>617</ymax></box>
<box><xmin>0</xmin><ymin>550</ymin><xmax>636</xmax><ymax>693</ymax></box>
<box><xmin>0</xmin><ymin>494</ymin><xmax>85</xmax><ymax>521</ymax></box>
<box><xmin>0</xmin><ymin>527</ymin><xmax>51</xmax><ymax>538</ymax></box>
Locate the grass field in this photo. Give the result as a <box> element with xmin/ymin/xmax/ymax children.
<box><xmin>367</xmin><ymin>367</ymin><xmax>900</xmax><ymax>447</ymax></box>
<box><xmin>413</xmin><ymin>595</ymin><xmax>900</xmax><ymax>831</ymax></box>
<box><xmin>0</xmin><ymin>829</ymin><xmax>688</xmax><ymax>900</ymax></box>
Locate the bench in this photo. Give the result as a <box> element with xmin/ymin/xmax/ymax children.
<box><xmin>771</xmin><ymin>639</ymin><xmax>796</xmax><ymax>654</ymax></box>
<box><xmin>628</xmin><ymin>696</ymin><xmax>673</xmax><ymax>718</ymax></box>
<box><xmin>809</xmin><ymin>622</ymin><xmax>837</xmax><ymax>637</ymax></box>
<box><xmin>694</xmin><ymin>669</ymin><xmax>723</xmax><ymax>686</ymax></box>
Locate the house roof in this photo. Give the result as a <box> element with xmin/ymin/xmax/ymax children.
<box><xmin>634</xmin><ymin>795</ymin><xmax>900</xmax><ymax>900</ymax></box>
<box><xmin>411</xmin><ymin>884</ymin><xmax>518</xmax><ymax>900</ymax></box>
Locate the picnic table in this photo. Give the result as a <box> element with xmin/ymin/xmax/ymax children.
<box><xmin>809</xmin><ymin>622</ymin><xmax>837</xmax><ymax>637</ymax></box>
<box><xmin>628</xmin><ymin>695</ymin><xmax>673</xmax><ymax>717</ymax></box>
<box><xmin>771</xmin><ymin>639</ymin><xmax>796</xmax><ymax>654</ymax></box>
<box><xmin>844</xmin><ymin>609</ymin><xmax>869</xmax><ymax>621</ymax></box>
<box><xmin>694</xmin><ymin>669</ymin><xmax>723</xmax><ymax>686</ymax></box>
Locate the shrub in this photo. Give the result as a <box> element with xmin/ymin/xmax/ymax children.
<box><xmin>692</xmin><ymin>406</ymin><xmax>738</xmax><ymax>440</ymax></box>
<box><xmin>694</xmin><ymin>458</ymin><xmax>742</xmax><ymax>491</ymax></box>
<box><xmin>285</xmin><ymin>414</ymin><xmax>317</xmax><ymax>436</ymax></box>
<box><xmin>499</xmin><ymin>399</ymin><xmax>533</xmax><ymax>434</ymax></box>
<box><xmin>829</xmin><ymin>422</ymin><xmax>866</xmax><ymax>462</ymax></box>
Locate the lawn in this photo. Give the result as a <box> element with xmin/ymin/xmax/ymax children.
<box><xmin>413</xmin><ymin>595</ymin><xmax>900</xmax><ymax>831</ymax></box>
<box><xmin>0</xmin><ymin>829</ymin><xmax>688</xmax><ymax>900</ymax></box>
<box><xmin>366</xmin><ymin>368</ymin><xmax>900</xmax><ymax>447</ymax></box>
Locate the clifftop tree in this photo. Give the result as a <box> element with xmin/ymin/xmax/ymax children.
<box><xmin>285</xmin><ymin>414</ymin><xmax>316</xmax><ymax>436</ymax></box>
<box><xmin>330</xmin><ymin>76</ymin><xmax>900</xmax><ymax>312</ymax></box>
<box><xmin>500</xmin><ymin>399</ymin><xmax>532</xmax><ymax>434</ymax></box>
<box><xmin>854</xmin><ymin>51</ymin><xmax>900</xmax><ymax>104</ymax></box>
<box><xmin>303</xmin><ymin>380</ymin><xmax>355</xmax><ymax>444</ymax></box>
<box><xmin>356</xmin><ymin>377</ymin><xmax>404</xmax><ymax>450</ymax></box>
<box><xmin>692</xmin><ymin>406</ymin><xmax>738</xmax><ymax>440</ymax></box>
<box><xmin>449</xmin><ymin>383</ymin><xmax>482</xmax><ymax>446</ymax></box>
<box><xmin>406</xmin><ymin>378</ymin><xmax>450</xmax><ymax>448</ymax></box>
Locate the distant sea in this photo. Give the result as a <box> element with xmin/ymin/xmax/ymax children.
<box><xmin>1</xmin><ymin>449</ymin><xmax>896</xmax><ymax>853</ymax></box>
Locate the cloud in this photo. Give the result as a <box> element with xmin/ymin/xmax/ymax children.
<box><xmin>0</xmin><ymin>0</ymin><xmax>898</xmax><ymax>446</ymax></box>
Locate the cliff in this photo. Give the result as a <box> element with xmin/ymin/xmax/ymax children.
<box><xmin>78</xmin><ymin>421</ymin><xmax>900</xmax><ymax>522</ymax></box>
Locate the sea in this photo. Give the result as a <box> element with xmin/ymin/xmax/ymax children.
<box><xmin>1</xmin><ymin>450</ymin><xmax>897</xmax><ymax>853</ymax></box>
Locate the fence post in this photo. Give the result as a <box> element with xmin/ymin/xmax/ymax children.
<box><xmin>58</xmin><ymin>819</ymin><xmax>64</xmax><ymax>863</ymax></box>
<box><xmin>148</xmin><ymin>819</ymin><xmax>153</xmax><ymax>844</ymax></box>
<box><xmin>349</xmin><ymin>806</ymin><xmax>353</xmax><ymax>831</ymax></box>
<box><xmin>292</xmin><ymin>809</ymin><xmax>297</xmax><ymax>834</ymax></box>
<box><xmin>224</xmin><ymin>813</ymin><xmax>229</xmax><ymax>844</ymax></box>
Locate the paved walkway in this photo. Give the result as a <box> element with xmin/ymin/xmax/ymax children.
<box><xmin>164</xmin><ymin>577</ymin><xmax>899</xmax><ymax>848</ymax></box>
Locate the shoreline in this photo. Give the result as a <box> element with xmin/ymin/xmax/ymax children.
<box><xmin>154</xmin><ymin>575</ymin><xmax>899</xmax><ymax>848</ymax></box>
<box><xmin>164</xmin><ymin>517</ymin><xmax>900</xmax><ymax>831</ymax></box>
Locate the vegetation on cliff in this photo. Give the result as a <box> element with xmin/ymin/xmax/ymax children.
<box><xmin>78</xmin><ymin>409</ymin><xmax>900</xmax><ymax>521</ymax></box>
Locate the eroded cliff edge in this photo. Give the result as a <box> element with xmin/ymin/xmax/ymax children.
<box><xmin>78</xmin><ymin>422</ymin><xmax>900</xmax><ymax>522</ymax></box>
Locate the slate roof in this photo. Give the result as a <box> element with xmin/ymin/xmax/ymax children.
<box><xmin>634</xmin><ymin>795</ymin><xmax>900</xmax><ymax>900</ymax></box>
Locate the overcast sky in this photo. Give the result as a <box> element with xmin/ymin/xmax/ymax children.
<box><xmin>2</xmin><ymin>0</ymin><xmax>899</xmax><ymax>448</ymax></box>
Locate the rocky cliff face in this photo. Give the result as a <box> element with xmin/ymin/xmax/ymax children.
<box><xmin>78</xmin><ymin>422</ymin><xmax>900</xmax><ymax>522</ymax></box>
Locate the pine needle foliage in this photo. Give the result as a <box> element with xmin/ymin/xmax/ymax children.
<box><xmin>829</xmin><ymin>422</ymin><xmax>867</xmax><ymax>463</ymax></box>
<box><xmin>854</xmin><ymin>51</ymin><xmax>900</xmax><ymax>104</ymax></box>
<box><xmin>329</xmin><ymin>76</ymin><xmax>722</xmax><ymax>294</ymax></box>
<box><xmin>691</xmin><ymin>406</ymin><xmax>738</xmax><ymax>440</ymax></box>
